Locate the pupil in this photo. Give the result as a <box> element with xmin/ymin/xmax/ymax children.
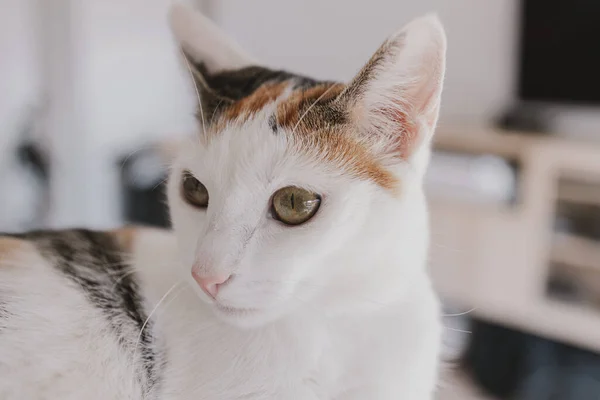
<box><xmin>186</xmin><ymin>177</ymin><xmax>196</xmax><ymax>190</ymax></box>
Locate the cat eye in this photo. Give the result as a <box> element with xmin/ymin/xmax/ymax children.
<box><xmin>181</xmin><ymin>171</ymin><xmax>209</xmax><ymax>208</ymax></box>
<box><xmin>271</xmin><ymin>186</ymin><xmax>321</xmax><ymax>226</ymax></box>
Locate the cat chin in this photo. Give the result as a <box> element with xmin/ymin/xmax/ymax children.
<box><xmin>210</xmin><ymin>302</ymin><xmax>285</xmax><ymax>329</ymax></box>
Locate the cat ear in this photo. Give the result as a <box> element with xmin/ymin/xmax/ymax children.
<box><xmin>339</xmin><ymin>15</ymin><xmax>446</xmax><ymax>162</ymax></box>
<box><xmin>169</xmin><ymin>2</ymin><xmax>256</xmax><ymax>73</ymax></box>
<box><xmin>169</xmin><ymin>2</ymin><xmax>257</xmax><ymax>123</ymax></box>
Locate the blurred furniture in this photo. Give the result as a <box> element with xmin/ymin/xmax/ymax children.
<box><xmin>461</xmin><ymin>317</ymin><xmax>600</xmax><ymax>400</ymax></box>
<box><xmin>437</xmin><ymin>368</ymin><xmax>498</xmax><ymax>400</ymax></box>
<box><xmin>35</xmin><ymin>0</ymin><xmax>208</xmax><ymax>230</ymax></box>
<box><xmin>119</xmin><ymin>143</ymin><xmax>172</xmax><ymax>229</ymax></box>
<box><xmin>428</xmin><ymin>126</ymin><xmax>600</xmax><ymax>354</ymax></box>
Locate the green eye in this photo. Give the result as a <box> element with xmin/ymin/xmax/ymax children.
<box><xmin>271</xmin><ymin>186</ymin><xmax>321</xmax><ymax>226</ymax></box>
<box><xmin>181</xmin><ymin>171</ymin><xmax>209</xmax><ymax>208</ymax></box>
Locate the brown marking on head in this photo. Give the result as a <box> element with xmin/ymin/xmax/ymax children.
<box><xmin>295</xmin><ymin>127</ymin><xmax>398</xmax><ymax>191</ymax></box>
<box><xmin>195</xmin><ymin>68</ymin><xmax>400</xmax><ymax>191</ymax></box>
<box><xmin>110</xmin><ymin>227</ymin><xmax>139</xmax><ymax>253</ymax></box>
<box><xmin>222</xmin><ymin>81</ymin><xmax>289</xmax><ymax>123</ymax></box>
<box><xmin>275</xmin><ymin>82</ymin><xmax>399</xmax><ymax>191</ymax></box>
<box><xmin>276</xmin><ymin>83</ymin><xmax>345</xmax><ymax>131</ymax></box>
<box><xmin>0</xmin><ymin>237</ymin><xmax>34</xmax><ymax>265</ymax></box>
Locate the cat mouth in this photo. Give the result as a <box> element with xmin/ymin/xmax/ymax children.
<box><xmin>213</xmin><ymin>303</ymin><xmax>259</xmax><ymax>316</ymax></box>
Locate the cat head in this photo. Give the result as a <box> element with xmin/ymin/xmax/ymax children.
<box><xmin>167</xmin><ymin>3</ymin><xmax>446</xmax><ymax>328</ymax></box>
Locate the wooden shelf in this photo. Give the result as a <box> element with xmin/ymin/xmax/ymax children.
<box><xmin>557</xmin><ymin>179</ymin><xmax>600</xmax><ymax>206</ymax></box>
<box><xmin>429</xmin><ymin>125</ymin><xmax>600</xmax><ymax>354</ymax></box>
<box><xmin>434</xmin><ymin>126</ymin><xmax>539</xmax><ymax>159</ymax></box>
<box><xmin>479</xmin><ymin>298</ymin><xmax>600</xmax><ymax>354</ymax></box>
<box><xmin>551</xmin><ymin>233</ymin><xmax>600</xmax><ymax>272</ymax></box>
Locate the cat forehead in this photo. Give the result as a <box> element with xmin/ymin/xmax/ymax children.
<box><xmin>200</xmin><ymin>65</ymin><xmax>345</xmax><ymax>130</ymax></box>
<box><xmin>198</xmin><ymin>66</ymin><xmax>398</xmax><ymax>191</ymax></box>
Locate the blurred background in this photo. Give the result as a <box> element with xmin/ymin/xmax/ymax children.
<box><xmin>2</xmin><ymin>0</ymin><xmax>600</xmax><ymax>398</ymax></box>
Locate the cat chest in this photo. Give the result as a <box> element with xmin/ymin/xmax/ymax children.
<box><xmin>161</xmin><ymin>321</ymin><xmax>344</xmax><ymax>399</ymax></box>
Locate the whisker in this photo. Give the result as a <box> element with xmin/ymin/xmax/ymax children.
<box><xmin>110</xmin><ymin>269</ymin><xmax>138</xmax><ymax>291</ymax></box>
<box><xmin>292</xmin><ymin>85</ymin><xmax>337</xmax><ymax>134</ymax></box>
<box><xmin>442</xmin><ymin>308</ymin><xmax>476</xmax><ymax>318</ymax></box>
<box><xmin>154</xmin><ymin>284</ymin><xmax>189</xmax><ymax>317</ymax></box>
<box><xmin>443</xmin><ymin>326</ymin><xmax>472</xmax><ymax>334</ymax></box>
<box><xmin>119</xmin><ymin>145</ymin><xmax>155</xmax><ymax>173</ymax></box>
<box><xmin>152</xmin><ymin>176</ymin><xmax>169</xmax><ymax>191</ymax></box>
<box><xmin>211</xmin><ymin>99</ymin><xmax>225</xmax><ymax>123</ymax></box>
<box><xmin>132</xmin><ymin>281</ymin><xmax>183</xmax><ymax>371</ymax></box>
<box><xmin>180</xmin><ymin>49</ymin><xmax>206</xmax><ymax>140</ymax></box>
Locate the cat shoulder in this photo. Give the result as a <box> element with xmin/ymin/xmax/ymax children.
<box><xmin>110</xmin><ymin>226</ymin><xmax>178</xmax><ymax>277</ymax></box>
<box><xmin>0</xmin><ymin>235</ymin><xmax>39</xmax><ymax>267</ymax></box>
<box><xmin>110</xmin><ymin>225</ymin><xmax>175</xmax><ymax>252</ymax></box>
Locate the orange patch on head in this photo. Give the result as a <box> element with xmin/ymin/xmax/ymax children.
<box><xmin>205</xmin><ymin>76</ymin><xmax>399</xmax><ymax>191</ymax></box>
<box><xmin>276</xmin><ymin>83</ymin><xmax>345</xmax><ymax>131</ymax></box>
<box><xmin>222</xmin><ymin>81</ymin><xmax>289</xmax><ymax>123</ymax></box>
<box><xmin>295</xmin><ymin>129</ymin><xmax>398</xmax><ymax>191</ymax></box>
<box><xmin>0</xmin><ymin>236</ymin><xmax>33</xmax><ymax>265</ymax></box>
<box><xmin>274</xmin><ymin>82</ymin><xmax>398</xmax><ymax>191</ymax></box>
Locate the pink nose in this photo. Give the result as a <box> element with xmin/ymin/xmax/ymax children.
<box><xmin>192</xmin><ymin>270</ymin><xmax>231</xmax><ymax>299</ymax></box>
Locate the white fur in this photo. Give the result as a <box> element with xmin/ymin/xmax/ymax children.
<box><xmin>0</xmin><ymin>4</ymin><xmax>446</xmax><ymax>399</ymax></box>
<box><xmin>0</xmin><ymin>247</ymin><xmax>147</xmax><ymax>399</ymax></box>
<box><xmin>164</xmin><ymin>126</ymin><xmax>441</xmax><ymax>399</ymax></box>
<box><xmin>165</xmin><ymin>5</ymin><xmax>446</xmax><ymax>398</ymax></box>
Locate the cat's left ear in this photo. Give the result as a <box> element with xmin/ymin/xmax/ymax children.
<box><xmin>339</xmin><ymin>15</ymin><xmax>446</xmax><ymax>162</ymax></box>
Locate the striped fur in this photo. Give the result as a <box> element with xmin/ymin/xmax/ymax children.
<box><xmin>18</xmin><ymin>230</ymin><xmax>162</xmax><ymax>393</ymax></box>
<box><xmin>0</xmin><ymin>229</ymin><xmax>165</xmax><ymax>399</ymax></box>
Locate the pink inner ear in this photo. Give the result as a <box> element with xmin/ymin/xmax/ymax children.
<box><xmin>380</xmin><ymin>103</ymin><xmax>418</xmax><ymax>160</ymax></box>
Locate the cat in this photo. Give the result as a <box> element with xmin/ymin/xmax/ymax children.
<box><xmin>0</xmin><ymin>3</ymin><xmax>447</xmax><ymax>399</ymax></box>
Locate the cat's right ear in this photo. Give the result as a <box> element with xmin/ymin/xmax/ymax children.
<box><xmin>169</xmin><ymin>2</ymin><xmax>256</xmax><ymax>74</ymax></box>
<box><xmin>169</xmin><ymin>3</ymin><xmax>257</xmax><ymax>124</ymax></box>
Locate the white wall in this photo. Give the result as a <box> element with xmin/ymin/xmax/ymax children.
<box><xmin>211</xmin><ymin>0</ymin><xmax>519</xmax><ymax>126</ymax></box>
<box><xmin>36</xmin><ymin>0</ymin><xmax>200</xmax><ymax>229</ymax></box>
<box><xmin>0</xmin><ymin>0</ymin><xmax>40</xmax><ymax>157</ymax></box>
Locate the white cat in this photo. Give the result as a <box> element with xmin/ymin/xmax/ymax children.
<box><xmin>0</xmin><ymin>3</ymin><xmax>446</xmax><ymax>399</ymax></box>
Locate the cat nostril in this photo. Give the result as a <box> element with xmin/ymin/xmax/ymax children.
<box><xmin>191</xmin><ymin>270</ymin><xmax>231</xmax><ymax>299</ymax></box>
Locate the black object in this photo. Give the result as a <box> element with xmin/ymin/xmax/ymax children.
<box><xmin>119</xmin><ymin>150</ymin><xmax>170</xmax><ymax>228</ymax></box>
<box><xmin>554</xmin><ymin>201</ymin><xmax>600</xmax><ymax>241</ymax></box>
<box><xmin>495</xmin><ymin>103</ymin><xmax>553</xmax><ymax>133</ymax></box>
<box><xmin>463</xmin><ymin>318</ymin><xmax>600</xmax><ymax>399</ymax></box>
<box><xmin>518</xmin><ymin>0</ymin><xmax>600</xmax><ymax>106</ymax></box>
<box><xmin>463</xmin><ymin>319</ymin><xmax>528</xmax><ymax>398</ymax></box>
<box><xmin>17</xmin><ymin>142</ymin><xmax>49</xmax><ymax>182</ymax></box>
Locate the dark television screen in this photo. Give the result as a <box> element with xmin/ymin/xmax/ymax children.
<box><xmin>519</xmin><ymin>0</ymin><xmax>600</xmax><ymax>104</ymax></box>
